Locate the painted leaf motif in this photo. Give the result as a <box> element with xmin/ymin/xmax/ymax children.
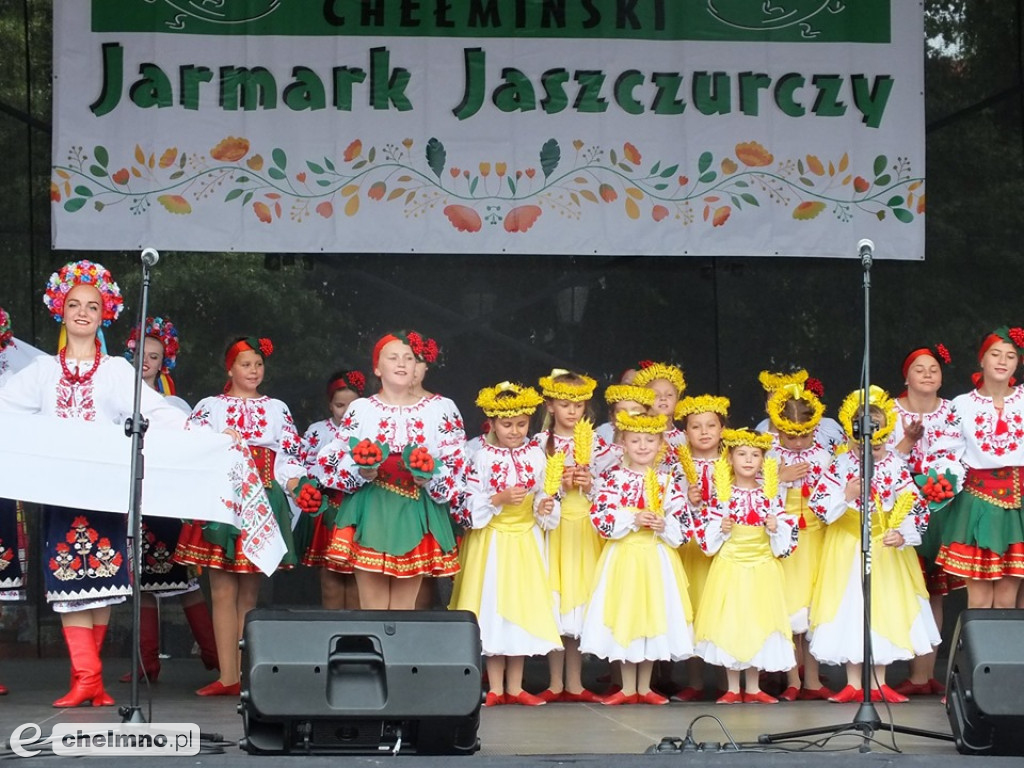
<box><xmin>735</xmin><ymin>141</ymin><xmax>773</xmax><ymax>167</ymax></box>
<box><xmin>157</xmin><ymin>195</ymin><xmax>191</xmax><ymax>214</ymax></box>
<box><xmin>344</xmin><ymin>195</ymin><xmax>360</xmax><ymax>216</ymax></box>
<box><xmin>504</xmin><ymin>205</ymin><xmax>541</xmax><ymax>233</ymax></box>
<box><xmin>792</xmin><ymin>201</ymin><xmax>826</xmax><ymax>220</ymax></box>
<box><xmin>443</xmin><ymin>205</ymin><xmax>482</xmax><ymax>233</ymax></box>
<box><xmin>622</xmin><ymin>142</ymin><xmax>641</xmax><ymax>165</ymax></box>
<box><xmin>624</xmin><ymin>198</ymin><xmax>640</xmax><ymax>220</ymax></box>
<box><xmin>806</xmin><ymin>155</ymin><xmax>825</xmax><ymax>176</ymax></box>
<box><xmin>540</xmin><ymin>138</ymin><xmax>560</xmax><ymax>179</ymax></box>
<box><xmin>253</xmin><ymin>201</ymin><xmax>272</xmax><ymax>222</ymax></box>
<box><xmin>158</xmin><ymin>148</ymin><xmax>178</xmax><ymax>168</ymax></box>
<box><xmin>712</xmin><ymin>206</ymin><xmax>731</xmax><ymax>227</ymax></box>
<box><xmin>211</xmin><ymin>137</ymin><xmax>249</xmax><ymax>162</ymax></box>
<box><xmin>426</xmin><ymin>138</ymin><xmax>446</xmax><ymax>178</ymax></box>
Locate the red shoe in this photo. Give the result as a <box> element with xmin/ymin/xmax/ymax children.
<box><xmin>778</xmin><ymin>686</ymin><xmax>799</xmax><ymax>702</ymax></box>
<box><xmin>53</xmin><ymin>627</ymin><xmax>103</xmax><ymax>708</ymax></box>
<box><xmin>561</xmin><ymin>689</ymin><xmax>604</xmax><ymax>703</ymax></box>
<box><xmin>638</xmin><ymin>691</ymin><xmax>669</xmax><ymax>705</ymax></box>
<box><xmin>91</xmin><ymin>624</ymin><xmax>115</xmax><ymax>707</ymax></box>
<box><xmin>0</xmin><ymin>683</ymin><xmax>7</xmax><ymax>695</ymax></box>
<box><xmin>797</xmin><ymin>686</ymin><xmax>834</xmax><ymax>701</ymax></box>
<box><xmin>602</xmin><ymin>691</ymin><xmax>635</xmax><ymax>706</ymax></box>
<box><xmin>671</xmin><ymin>686</ymin><xmax>702</xmax><ymax>702</ymax></box>
<box><xmin>183</xmin><ymin>600</ymin><xmax>220</xmax><ymax>671</ymax></box>
<box><xmin>744</xmin><ymin>691</ymin><xmax>778</xmax><ymax>704</ymax></box>
<box><xmin>874</xmin><ymin>685</ymin><xmax>909</xmax><ymax>704</ymax></box>
<box><xmin>507</xmin><ymin>691</ymin><xmax>546</xmax><ymax>706</ymax></box>
<box><xmin>891</xmin><ymin>679</ymin><xmax>931</xmax><ymax>697</ymax></box>
<box><xmin>828</xmin><ymin>685</ymin><xmax>862</xmax><ymax>703</ymax></box>
<box><xmin>196</xmin><ymin>680</ymin><xmax>241</xmax><ymax>697</ymax></box>
<box><xmin>716</xmin><ymin>691</ymin><xmax>743</xmax><ymax>704</ymax></box>
<box><xmin>940</xmin><ymin>695</ymin><xmax>947</xmax><ymax>705</ymax></box>
<box><xmin>928</xmin><ymin>678</ymin><xmax>946</xmax><ymax>695</ymax></box>
<box><xmin>536</xmin><ymin>689</ymin><xmax>562</xmax><ymax>703</ymax></box>
<box><xmin>483</xmin><ymin>692</ymin><xmax>505</xmax><ymax>707</ymax></box>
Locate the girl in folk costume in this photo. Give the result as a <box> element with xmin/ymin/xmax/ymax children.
<box><xmin>535</xmin><ymin>369</ymin><xmax>611</xmax><ymax>703</ymax></box>
<box><xmin>936</xmin><ymin>328</ymin><xmax>1024</xmax><ymax>608</ymax></box>
<box><xmin>449</xmin><ymin>383</ymin><xmax>561</xmax><ymax>707</ymax></box>
<box><xmin>0</xmin><ymin>261</ymin><xmax>187</xmax><ymax>707</ymax></box>
<box><xmin>671</xmin><ymin>394</ymin><xmax>729</xmax><ymax>702</ymax></box>
<box><xmin>808</xmin><ymin>387</ymin><xmax>939</xmax><ymax>704</ymax></box>
<box><xmin>0</xmin><ymin>307</ymin><xmax>40</xmax><ymax>696</ymax></box>
<box><xmin>581</xmin><ymin>411</ymin><xmax>695</xmax><ymax>706</ymax></box>
<box><xmin>756</xmin><ymin>369</ymin><xmax>846</xmax><ymax>451</ymax></box>
<box><xmin>632</xmin><ymin>361</ymin><xmax>687</xmax><ymax>466</ymax></box>
<box><xmin>889</xmin><ymin>343</ymin><xmax>964</xmax><ymax>697</ymax></box>
<box><xmin>598</xmin><ymin>383</ymin><xmax>656</xmax><ymax>464</ymax></box>
<box><xmin>694</xmin><ymin>429</ymin><xmax>797</xmax><ymax>704</ymax></box>
<box><xmin>301</xmin><ymin>370</ymin><xmax>366</xmax><ymax>609</ymax></box>
<box><xmin>314</xmin><ymin>332</ymin><xmax>466</xmax><ymax>610</ymax></box>
<box><xmin>119</xmin><ymin>317</ymin><xmax>218</xmax><ymax>682</ymax></box>
<box><xmin>765</xmin><ymin>383</ymin><xmax>833</xmax><ymax>701</ymax></box>
<box><xmin>175</xmin><ymin>336</ymin><xmax>315</xmax><ymax>696</ymax></box>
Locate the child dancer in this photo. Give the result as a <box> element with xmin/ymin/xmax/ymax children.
<box><xmin>449</xmin><ymin>383</ymin><xmax>561</xmax><ymax>706</ymax></box>
<box><xmin>120</xmin><ymin>317</ymin><xmax>218</xmax><ymax>682</ymax></box>
<box><xmin>535</xmin><ymin>369</ymin><xmax>609</xmax><ymax>703</ymax></box>
<box><xmin>580</xmin><ymin>410</ymin><xmax>694</xmax><ymax>705</ymax></box>
<box><xmin>757</xmin><ymin>369</ymin><xmax>845</xmax><ymax>451</ymax></box>
<box><xmin>694</xmin><ymin>429</ymin><xmax>797</xmax><ymax>704</ymax></box>
<box><xmin>314</xmin><ymin>332</ymin><xmax>466</xmax><ymax>610</ymax></box>
<box><xmin>301</xmin><ymin>370</ymin><xmax>366</xmax><ymax>609</ymax></box>
<box><xmin>765</xmin><ymin>383</ymin><xmax>833</xmax><ymax>700</ymax></box>
<box><xmin>809</xmin><ymin>387</ymin><xmax>940</xmax><ymax>703</ymax></box>
<box><xmin>175</xmin><ymin>336</ymin><xmax>313</xmax><ymax>696</ymax></box>
<box><xmin>937</xmin><ymin>328</ymin><xmax>1024</xmax><ymax>608</ymax></box>
<box><xmin>889</xmin><ymin>343</ymin><xmax>963</xmax><ymax>696</ymax></box>
<box><xmin>671</xmin><ymin>394</ymin><xmax>729</xmax><ymax>701</ymax></box>
<box><xmin>632</xmin><ymin>362</ymin><xmax>687</xmax><ymax>460</ymax></box>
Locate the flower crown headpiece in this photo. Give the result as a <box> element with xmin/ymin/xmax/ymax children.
<box><xmin>675</xmin><ymin>394</ymin><xmax>731</xmax><ymax>421</ymax></box>
<box><xmin>633</xmin><ymin>361</ymin><xmax>686</xmax><ymax>395</ymax></box>
<box><xmin>328</xmin><ymin>370</ymin><xmax>366</xmax><ymax>398</ymax></box>
<box><xmin>615</xmin><ymin>410</ymin><xmax>668</xmax><ymax>435</ymax></box>
<box><xmin>721</xmin><ymin>428</ymin><xmax>774</xmax><ymax>452</ymax></box>
<box><xmin>226</xmin><ymin>337</ymin><xmax>273</xmax><ymax>369</ymax></box>
<box><xmin>604</xmin><ymin>384</ymin><xmax>655</xmax><ymax>407</ymax></box>
<box><xmin>539</xmin><ymin>369</ymin><xmax>597</xmax><ymax>402</ymax></box>
<box><xmin>902</xmin><ymin>343</ymin><xmax>951</xmax><ymax>380</ymax></box>
<box><xmin>0</xmin><ymin>307</ymin><xmax>12</xmax><ymax>352</ymax></box>
<box><xmin>766</xmin><ymin>383</ymin><xmax>825</xmax><ymax>437</ymax></box>
<box><xmin>44</xmin><ymin>260</ymin><xmax>124</xmax><ymax>326</ymax></box>
<box><xmin>758</xmin><ymin>368</ymin><xmax>808</xmax><ymax>393</ymax></box>
<box><xmin>405</xmin><ymin>330</ymin><xmax>440</xmax><ymax>364</ymax></box>
<box><xmin>837</xmin><ymin>385</ymin><xmax>898</xmax><ymax>446</ymax></box>
<box><xmin>991</xmin><ymin>326</ymin><xmax>1024</xmax><ymax>355</ymax></box>
<box><xmin>125</xmin><ymin>316</ymin><xmax>180</xmax><ymax>373</ymax></box>
<box><xmin>476</xmin><ymin>382</ymin><xmax>545</xmax><ymax>418</ymax></box>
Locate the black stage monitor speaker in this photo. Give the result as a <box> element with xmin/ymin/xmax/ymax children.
<box><xmin>946</xmin><ymin>608</ymin><xmax>1024</xmax><ymax>756</ymax></box>
<box><xmin>238</xmin><ymin>608</ymin><xmax>482</xmax><ymax>756</ymax></box>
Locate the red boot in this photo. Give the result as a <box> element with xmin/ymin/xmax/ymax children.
<box><xmin>53</xmin><ymin>626</ymin><xmax>103</xmax><ymax>707</ymax></box>
<box><xmin>92</xmin><ymin>625</ymin><xmax>115</xmax><ymax>707</ymax></box>
<box><xmin>119</xmin><ymin>604</ymin><xmax>161</xmax><ymax>683</ymax></box>
<box><xmin>183</xmin><ymin>599</ymin><xmax>219</xmax><ymax>671</ymax></box>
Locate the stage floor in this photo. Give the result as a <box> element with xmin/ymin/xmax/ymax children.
<box><xmin>0</xmin><ymin>657</ymin><xmax>982</xmax><ymax>763</ymax></box>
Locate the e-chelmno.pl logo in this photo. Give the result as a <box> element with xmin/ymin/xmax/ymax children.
<box><xmin>9</xmin><ymin>723</ymin><xmax>200</xmax><ymax>757</ymax></box>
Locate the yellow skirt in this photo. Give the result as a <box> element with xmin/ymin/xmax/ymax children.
<box><xmin>679</xmin><ymin>538</ymin><xmax>712</xmax><ymax>614</ymax></box>
<box><xmin>546</xmin><ymin>489</ymin><xmax>603</xmax><ymax>617</ymax></box>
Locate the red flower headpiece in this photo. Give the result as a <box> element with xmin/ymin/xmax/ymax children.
<box><xmin>346</xmin><ymin>370</ymin><xmax>367</xmax><ymax>393</ymax></box>
<box><xmin>902</xmin><ymin>344</ymin><xmax>952</xmax><ymax>380</ymax></box>
<box><xmin>44</xmin><ymin>260</ymin><xmax>124</xmax><ymax>326</ymax></box>
<box><xmin>804</xmin><ymin>377</ymin><xmax>825</xmax><ymax>398</ymax></box>
<box><xmin>637</xmin><ymin>359</ymin><xmax>655</xmax><ymax>370</ymax></box>
<box><xmin>327</xmin><ymin>370</ymin><xmax>367</xmax><ymax>398</ymax></box>
<box><xmin>225</xmin><ymin>337</ymin><xmax>273</xmax><ymax>371</ymax></box>
<box><xmin>405</xmin><ymin>330</ymin><xmax>439</xmax><ymax>364</ymax></box>
<box><xmin>0</xmin><ymin>306</ymin><xmax>12</xmax><ymax>352</ymax></box>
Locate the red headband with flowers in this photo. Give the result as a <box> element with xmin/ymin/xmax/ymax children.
<box><xmin>372</xmin><ymin>331</ymin><xmax>439</xmax><ymax>370</ymax></box>
<box><xmin>225</xmin><ymin>337</ymin><xmax>273</xmax><ymax>370</ymax></box>
<box><xmin>44</xmin><ymin>260</ymin><xmax>124</xmax><ymax>326</ymax></box>
<box><xmin>979</xmin><ymin>327</ymin><xmax>1024</xmax><ymax>361</ymax></box>
<box><xmin>0</xmin><ymin>307</ymin><xmax>12</xmax><ymax>352</ymax></box>
<box><xmin>902</xmin><ymin>344</ymin><xmax>952</xmax><ymax>380</ymax></box>
<box><xmin>327</xmin><ymin>370</ymin><xmax>366</xmax><ymax>398</ymax></box>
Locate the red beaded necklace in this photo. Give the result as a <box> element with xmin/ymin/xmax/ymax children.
<box><xmin>59</xmin><ymin>337</ymin><xmax>102</xmax><ymax>385</ymax></box>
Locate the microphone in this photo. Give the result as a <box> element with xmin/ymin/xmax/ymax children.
<box><xmin>140</xmin><ymin>248</ymin><xmax>160</xmax><ymax>266</ymax></box>
<box><xmin>857</xmin><ymin>238</ymin><xmax>874</xmax><ymax>261</ymax></box>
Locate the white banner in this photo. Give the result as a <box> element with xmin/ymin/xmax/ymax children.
<box><xmin>51</xmin><ymin>1</ymin><xmax>924</xmax><ymax>259</ymax></box>
<box><xmin>0</xmin><ymin>414</ymin><xmax>285</xmax><ymax>574</ymax></box>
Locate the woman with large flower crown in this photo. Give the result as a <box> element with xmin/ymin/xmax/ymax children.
<box><xmin>118</xmin><ymin>317</ymin><xmax>219</xmax><ymax>684</ymax></box>
<box><xmin>174</xmin><ymin>335</ymin><xmax>314</xmax><ymax>696</ymax></box>
<box><xmin>313</xmin><ymin>331</ymin><xmax>467</xmax><ymax>610</ymax></box>
<box><xmin>936</xmin><ymin>327</ymin><xmax>1024</xmax><ymax>609</ymax></box>
<box><xmin>887</xmin><ymin>343</ymin><xmax>964</xmax><ymax>697</ymax></box>
<box><xmin>808</xmin><ymin>386</ymin><xmax>940</xmax><ymax>704</ymax></box>
<box><xmin>0</xmin><ymin>261</ymin><xmax>188</xmax><ymax>708</ymax></box>
<box><xmin>449</xmin><ymin>382</ymin><xmax>561</xmax><ymax>707</ymax></box>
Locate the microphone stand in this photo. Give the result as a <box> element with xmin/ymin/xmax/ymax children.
<box><xmin>120</xmin><ymin>248</ymin><xmax>159</xmax><ymax>724</ymax></box>
<box><xmin>758</xmin><ymin>242</ymin><xmax>952</xmax><ymax>751</ymax></box>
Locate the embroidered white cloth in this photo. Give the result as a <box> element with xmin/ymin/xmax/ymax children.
<box><xmin>0</xmin><ymin>412</ymin><xmax>285</xmax><ymax>574</ymax></box>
